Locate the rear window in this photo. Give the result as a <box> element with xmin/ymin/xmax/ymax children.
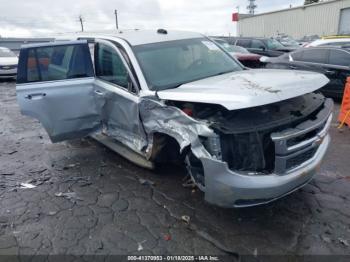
<box><xmin>17</xmin><ymin>43</ymin><xmax>94</xmax><ymax>84</ymax></box>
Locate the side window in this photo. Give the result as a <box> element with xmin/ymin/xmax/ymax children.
<box><xmin>236</xmin><ymin>39</ymin><xmax>251</xmax><ymax>48</ymax></box>
<box><xmin>329</xmin><ymin>50</ymin><xmax>350</xmax><ymax>66</ymax></box>
<box><xmin>251</xmin><ymin>40</ymin><xmax>265</xmax><ymax>49</ymax></box>
<box><xmin>300</xmin><ymin>49</ymin><xmax>329</xmax><ymax>64</ymax></box>
<box><xmin>17</xmin><ymin>43</ymin><xmax>94</xmax><ymax>84</ymax></box>
<box><xmin>95</xmin><ymin>44</ymin><xmax>130</xmax><ymax>89</ymax></box>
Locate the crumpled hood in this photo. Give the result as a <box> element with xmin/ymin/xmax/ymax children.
<box><xmin>157</xmin><ymin>69</ymin><xmax>329</xmax><ymax>110</ymax></box>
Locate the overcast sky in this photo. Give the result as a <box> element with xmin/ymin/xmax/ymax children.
<box><xmin>0</xmin><ymin>0</ymin><xmax>304</xmax><ymax>37</ymax></box>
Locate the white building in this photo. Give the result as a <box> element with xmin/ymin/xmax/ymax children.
<box><xmin>237</xmin><ymin>0</ymin><xmax>350</xmax><ymax>38</ymax></box>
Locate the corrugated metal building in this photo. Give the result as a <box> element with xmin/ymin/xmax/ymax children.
<box><xmin>237</xmin><ymin>0</ymin><xmax>350</xmax><ymax>38</ymax></box>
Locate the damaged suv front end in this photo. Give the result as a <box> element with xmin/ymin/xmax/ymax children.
<box><xmin>16</xmin><ymin>32</ymin><xmax>332</xmax><ymax>208</ymax></box>
<box><xmin>187</xmin><ymin>94</ymin><xmax>332</xmax><ymax>208</ymax></box>
<box><xmin>150</xmin><ymin>71</ymin><xmax>332</xmax><ymax>208</ymax></box>
<box><xmin>132</xmin><ymin>36</ymin><xmax>332</xmax><ymax>208</ymax></box>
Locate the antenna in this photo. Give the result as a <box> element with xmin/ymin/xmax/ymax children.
<box><xmin>247</xmin><ymin>0</ymin><xmax>257</xmax><ymax>14</ymax></box>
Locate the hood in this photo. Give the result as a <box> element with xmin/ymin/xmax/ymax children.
<box><xmin>0</xmin><ymin>57</ymin><xmax>18</xmax><ymax>65</ymax></box>
<box><xmin>157</xmin><ymin>69</ymin><xmax>329</xmax><ymax>111</ymax></box>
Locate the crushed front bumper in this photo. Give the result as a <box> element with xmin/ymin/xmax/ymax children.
<box><xmin>202</xmin><ymin>134</ymin><xmax>329</xmax><ymax>208</ymax></box>
<box><xmin>200</xmin><ymin>100</ymin><xmax>333</xmax><ymax>208</ymax></box>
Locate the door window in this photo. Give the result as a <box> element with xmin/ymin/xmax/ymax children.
<box><xmin>329</xmin><ymin>50</ymin><xmax>350</xmax><ymax>66</ymax></box>
<box><xmin>95</xmin><ymin>44</ymin><xmax>130</xmax><ymax>89</ymax></box>
<box><xmin>251</xmin><ymin>40</ymin><xmax>265</xmax><ymax>49</ymax></box>
<box><xmin>236</xmin><ymin>39</ymin><xmax>251</xmax><ymax>48</ymax></box>
<box><xmin>300</xmin><ymin>49</ymin><xmax>329</xmax><ymax>64</ymax></box>
<box><xmin>17</xmin><ymin>43</ymin><xmax>94</xmax><ymax>84</ymax></box>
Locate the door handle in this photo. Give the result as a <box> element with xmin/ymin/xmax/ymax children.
<box><xmin>25</xmin><ymin>93</ymin><xmax>46</xmax><ymax>100</ymax></box>
<box><xmin>326</xmin><ymin>70</ymin><xmax>336</xmax><ymax>75</ymax></box>
<box><xmin>289</xmin><ymin>66</ymin><xmax>297</xmax><ymax>70</ymax></box>
<box><xmin>94</xmin><ymin>90</ymin><xmax>104</xmax><ymax>96</ymax></box>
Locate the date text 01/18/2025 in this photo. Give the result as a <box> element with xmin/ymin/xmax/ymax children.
<box><xmin>127</xmin><ymin>255</ymin><xmax>220</xmax><ymax>261</ymax></box>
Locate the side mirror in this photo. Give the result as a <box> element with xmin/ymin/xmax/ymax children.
<box><xmin>259</xmin><ymin>46</ymin><xmax>266</xmax><ymax>51</ymax></box>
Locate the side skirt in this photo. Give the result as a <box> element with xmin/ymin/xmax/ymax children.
<box><xmin>91</xmin><ymin>133</ymin><xmax>155</xmax><ymax>170</ymax></box>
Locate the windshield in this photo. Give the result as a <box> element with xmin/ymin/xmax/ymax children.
<box><xmin>266</xmin><ymin>39</ymin><xmax>285</xmax><ymax>50</ymax></box>
<box><xmin>279</xmin><ymin>37</ymin><xmax>300</xmax><ymax>47</ymax></box>
<box><xmin>0</xmin><ymin>48</ymin><xmax>16</xmax><ymax>57</ymax></box>
<box><xmin>133</xmin><ymin>38</ymin><xmax>242</xmax><ymax>91</ymax></box>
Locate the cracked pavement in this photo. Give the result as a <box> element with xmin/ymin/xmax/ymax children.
<box><xmin>1</xmin><ymin>79</ymin><xmax>350</xmax><ymax>260</ymax></box>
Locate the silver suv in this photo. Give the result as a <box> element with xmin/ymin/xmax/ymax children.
<box><xmin>16</xmin><ymin>30</ymin><xmax>333</xmax><ymax>208</ymax></box>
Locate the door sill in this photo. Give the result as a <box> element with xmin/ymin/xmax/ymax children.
<box><xmin>91</xmin><ymin>133</ymin><xmax>155</xmax><ymax>170</ymax></box>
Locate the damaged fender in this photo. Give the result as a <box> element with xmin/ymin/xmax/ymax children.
<box><xmin>139</xmin><ymin>98</ymin><xmax>216</xmax><ymax>160</ymax></box>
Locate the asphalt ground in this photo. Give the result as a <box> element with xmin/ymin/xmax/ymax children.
<box><xmin>0</xmin><ymin>79</ymin><xmax>350</xmax><ymax>261</ymax></box>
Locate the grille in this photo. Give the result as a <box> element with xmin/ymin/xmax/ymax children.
<box><xmin>272</xmin><ymin>99</ymin><xmax>333</xmax><ymax>174</ymax></box>
<box><xmin>286</xmin><ymin>127</ymin><xmax>321</xmax><ymax>147</ymax></box>
<box><xmin>0</xmin><ymin>65</ymin><xmax>17</xmax><ymax>70</ymax></box>
<box><xmin>285</xmin><ymin>147</ymin><xmax>318</xmax><ymax>170</ymax></box>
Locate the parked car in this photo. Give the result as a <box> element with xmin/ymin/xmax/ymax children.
<box><xmin>0</xmin><ymin>47</ymin><xmax>18</xmax><ymax>79</ymax></box>
<box><xmin>233</xmin><ymin>37</ymin><xmax>297</xmax><ymax>57</ymax></box>
<box><xmin>274</xmin><ymin>35</ymin><xmax>301</xmax><ymax>48</ymax></box>
<box><xmin>16</xmin><ymin>30</ymin><xmax>332</xmax><ymax>208</ymax></box>
<box><xmin>297</xmin><ymin>35</ymin><xmax>320</xmax><ymax>46</ymax></box>
<box><xmin>263</xmin><ymin>46</ymin><xmax>350</xmax><ymax>98</ymax></box>
<box><xmin>211</xmin><ymin>38</ymin><xmax>262</xmax><ymax>68</ymax></box>
<box><xmin>305</xmin><ymin>38</ymin><xmax>350</xmax><ymax>48</ymax></box>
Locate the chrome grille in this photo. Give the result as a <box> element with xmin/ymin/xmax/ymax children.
<box><xmin>0</xmin><ymin>65</ymin><xmax>17</xmax><ymax>70</ymax></box>
<box><xmin>271</xmin><ymin>99</ymin><xmax>333</xmax><ymax>174</ymax></box>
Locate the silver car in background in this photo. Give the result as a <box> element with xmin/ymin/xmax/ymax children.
<box><xmin>0</xmin><ymin>47</ymin><xmax>18</xmax><ymax>79</ymax></box>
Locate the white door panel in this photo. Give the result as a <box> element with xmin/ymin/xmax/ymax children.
<box><xmin>16</xmin><ymin>41</ymin><xmax>102</xmax><ymax>142</ymax></box>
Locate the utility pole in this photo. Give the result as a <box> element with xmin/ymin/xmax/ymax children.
<box><xmin>114</xmin><ymin>10</ymin><xmax>119</xmax><ymax>30</ymax></box>
<box><xmin>79</xmin><ymin>15</ymin><xmax>84</xmax><ymax>32</ymax></box>
<box><xmin>247</xmin><ymin>0</ymin><xmax>257</xmax><ymax>14</ymax></box>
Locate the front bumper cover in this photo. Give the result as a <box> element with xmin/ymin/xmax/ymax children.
<box><xmin>201</xmin><ymin>133</ymin><xmax>330</xmax><ymax>208</ymax></box>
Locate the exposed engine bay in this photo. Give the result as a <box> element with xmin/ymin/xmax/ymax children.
<box><xmin>167</xmin><ymin>92</ymin><xmax>326</xmax><ymax>174</ymax></box>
